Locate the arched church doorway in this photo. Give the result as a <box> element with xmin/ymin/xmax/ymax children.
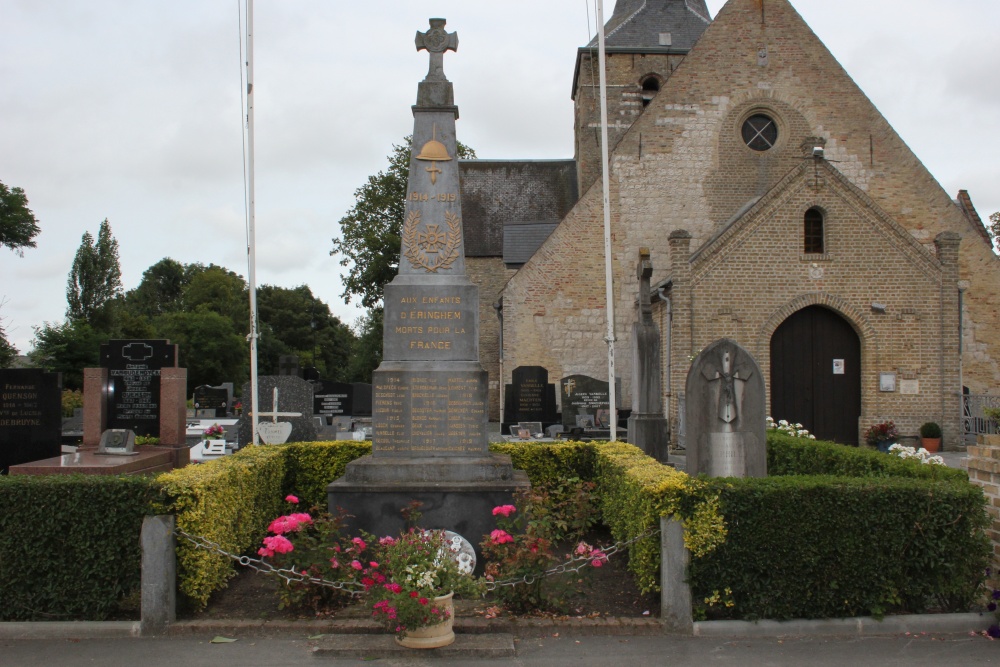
<box><xmin>770</xmin><ymin>305</ymin><xmax>861</xmax><ymax>445</ymax></box>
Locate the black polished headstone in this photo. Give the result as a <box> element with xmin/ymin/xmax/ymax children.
<box><xmin>507</xmin><ymin>366</ymin><xmax>558</xmax><ymax>425</ymax></box>
<box><xmin>0</xmin><ymin>368</ymin><xmax>62</xmax><ymax>472</ymax></box>
<box><xmin>193</xmin><ymin>384</ymin><xmax>229</xmax><ymax>418</ymax></box>
<box><xmin>351</xmin><ymin>383</ymin><xmax>373</xmax><ymax>416</ymax></box>
<box><xmin>560</xmin><ymin>374</ymin><xmax>614</xmax><ymax>428</ymax></box>
<box><xmin>314</xmin><ymin>381</ymin><xmax>354</xmax><ymax>418</ymax></box>
<box><xmin>100</xmin><ymin>339</ymin><xmax>177</xmax><ymax>437</ymax></box>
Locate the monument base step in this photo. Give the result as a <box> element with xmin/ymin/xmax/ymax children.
<box><xmin>338</xmin><ymin>453</ymin><xmax>518</xmax><ymax>484</ymax></box>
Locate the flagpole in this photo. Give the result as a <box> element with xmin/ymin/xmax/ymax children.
<box><xmin>596</xmin><ymin>0</ymin><xmax>617</xmax><ymax>441</ymax></box>
<box><xmin>246</xmin><ymin>0</ymin><xmax>260</xmax><ymax>444</ymax></box>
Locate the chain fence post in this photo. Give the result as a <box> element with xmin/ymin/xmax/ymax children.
<box><xmin>141</xmin><ymin>515</ymin><xmax>176</xmax><ymax>635</ymax></box>
<box><xmin>660</xmin><ymin>515</ymin><xmax>692</xmax><ymax>633</ymax></box>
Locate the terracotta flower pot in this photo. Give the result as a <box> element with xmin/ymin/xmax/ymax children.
<box><xmin>395</xmin><ymin>591</ymin><xmax>455</xmax><ymax>649</ymax></box>
<box><xmin>921</xmin><ymin>437</ymin><xmax>941</xmax><ymax>453</ymax></box>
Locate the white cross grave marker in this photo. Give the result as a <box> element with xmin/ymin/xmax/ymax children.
<box><xmin>255</xmin><ymin>387</ymin><xmax>301</xmax><ymax>444</ymax></box>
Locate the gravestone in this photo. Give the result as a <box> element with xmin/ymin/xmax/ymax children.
<box><xmin>314</xmin><ymin>381</ymin><xmax>353</xmax><ymax>420</ymax></box>
<box><xmin>238</xmin><ymin>375</ymin><xmax>317</xmax><ymax>446</ymax></box>
<box><xmin>561</xmin><ymin>374</ymin><xmax>620</xmax><ymax>429</ymax></box>
<box><xmin>505</xmin><ymin>366</ymin><xmax>557</xmax><ymax>428</ymax></box>
<box><xmin>627</xmin><ymin>249</ymin><xmax>670</xmax><ymax>460</ymax></box>
<box><xmin>351</xmin><ymin>383</ymin><xmax>373</xmax><ymax>417</ymax></box>
<box><xmin>193</xmin><ymin>384</ymin><xmax>230</xmax><ymax>418</ymax></box>
<box><xmin>278</xmin><ymin>355</ymin><xmax>300</xmax><ymax>377</ymax></box>
<box><xmin>329</xmin><ymin>21</ymin><xmax>529</xmax><ymax>551</ymax></box>
<box><xmin>0</xmin><ymin>368</ymin><xmax>62</xmax><ymax>472</ymax></box>
<box><xmin>100</xmin><ymin>339</ymin><xmax>177</xmax><ymax>436</ymax></box>
<box><xmin>685</xmin><ymin>338</ymin><xmax>766</xmax><ymax>477</ymax></box>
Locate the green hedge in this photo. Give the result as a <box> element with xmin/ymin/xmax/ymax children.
<box><xmin>767</xmin><ymin>432</ymin><xmax>968</xmax><ymax>482</ymax></box>
<box><xmin>283</xmin><ymin>441</ymin><xmax>372</xmax><ymax>509</ymax></box>
<box><xmin>157</xmin><ymin>444</ymin><xmax>288</xmax><ymax>609</ymax></box>
<box><xmin>688</xmin><ymin>474</ymin><xmax>990</xmax><ymax>620</ymax></box>
<box><xmin>0</xmin><ymin>474</ymin><xmax>157</xmax><ymax>621</ymax></box>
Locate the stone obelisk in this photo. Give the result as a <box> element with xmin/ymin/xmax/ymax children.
<box><xmin>328</xmin><ymin>19</ymin><xmax>529</xmax><ymax>546</ymax></box>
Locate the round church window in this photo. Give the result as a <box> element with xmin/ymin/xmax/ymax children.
<box><xmin>741</xmin><ymin>113</ymin><xmax>778</xmax><ymax>151</ymax></box>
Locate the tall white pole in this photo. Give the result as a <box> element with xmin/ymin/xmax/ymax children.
<box><xmin>246</xmin><ymin>0</ymin><xmax>260</xmax><ymax>444</ymax></box>
<box><xmin>596</xmin><ymin>0</ymin><xmax>617</xmax><ymax>441</ymax></box>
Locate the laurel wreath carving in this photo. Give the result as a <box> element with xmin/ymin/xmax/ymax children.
<box><xmin>402</xmin><ymin>209</ymin><xmax>461</xmax><ymax>273</ymax></box>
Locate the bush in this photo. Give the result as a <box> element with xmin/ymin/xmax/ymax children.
<box><xmin>919</xmin><ymin>422</ymin><xmax>942</xmax><ymax>438</ymax></box>
<box><xmin>0</xmin><ymin>474</ymin><xmax>157</xmax><ymax>621</ymax></box>
<box><xmin>688</xmin><ymin>474</ymin><xmax>990</xmax><ymax>620</ymax></box>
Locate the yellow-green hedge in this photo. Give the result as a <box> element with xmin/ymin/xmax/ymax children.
<box><xmin>283</xmin><ymin>441</ymin><xmax>372</xmax><ymax>509</ymax></box>
<box><xmin>157</xmin><ymin>445</ymin><xmax>288</xmax><ymax>608</ymax></box>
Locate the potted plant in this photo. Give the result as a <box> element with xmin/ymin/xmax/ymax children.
<box><xmin>919</xmin><ymin>421</ymin><xmax>942</xmax><ymax>453</ymax></box>
<box><xmin>864</xmin><ymin>420</ymin><xmax>899</xmax><ymax>453</ymax></box>
<box><xmin>257</xmin><ymin>497</ymin><xmax>481</xmax><ymax>649</ymax></box>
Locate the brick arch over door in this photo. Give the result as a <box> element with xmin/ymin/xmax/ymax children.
<box><xmin>769</xmin><ymin>305</ymin><xmax>862</xmax><ymax>446</ymax></box>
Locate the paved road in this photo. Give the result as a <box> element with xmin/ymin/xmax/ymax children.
<box><xmin>3</xmin><ymin>632</ymin><xmax>998</xmax><ymax>666</ymax></box>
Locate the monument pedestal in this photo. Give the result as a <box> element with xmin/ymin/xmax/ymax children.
<box><xmin>627</xmin><ymin>413</ymin><xmax>670</xmax><ymax>461</ymax></box>
<box><xmin>328</xmin><ymin>458</ymin><xmax>530</xmax><ymax>558</ymax></box>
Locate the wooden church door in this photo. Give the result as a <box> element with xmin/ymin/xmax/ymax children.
<box><xmin>770</xmin><ymin>306</ymin><xmax>861</xmax><ymax>446</ymax></box>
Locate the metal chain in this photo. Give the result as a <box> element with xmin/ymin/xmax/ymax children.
<box><xmin>175</xmin><ymin>526</ymin><xmax>659</xmax><ymax>595</ymax></box>
<box><xmin>174</xmin><ymin>528</ymin><xmax>367</xmax><ymax>596</ymax></box>
<box><xmin>482</xmin><ymin>527</ymin><xmax>659</xmax><ymax>592</ymax></box>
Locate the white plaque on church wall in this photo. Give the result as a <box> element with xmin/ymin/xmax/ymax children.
<box><xmin>832</xmin><ymin>359</ymin><xmax>844</xmax><ymax>375</ymax></box>
<box><xmin>899</xmin><ymin>379</ymin><xmax>919</xmax><ymax>395</ymax></box>
<box><xmin>879</xmin><ymin>372</ymin><xmax>897</xmax><ymax>392</ymax></box>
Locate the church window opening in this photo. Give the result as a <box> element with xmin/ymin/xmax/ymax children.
<box><xmin>804</xmin><ymin>207</ymin><xmax>824</xmax><ymax>254</ymax></box>
<box><xmin>742</xmin><ymin>113</ymin><xmax>778</xmax><ymax>151</ymax></box>
<box><xmin>640</xmin><ymin>76</ymin><xmax>661</xmax><ymax>107</ymax></box>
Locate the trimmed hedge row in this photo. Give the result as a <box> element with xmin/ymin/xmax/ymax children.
<box><xmin>0</xmin><ymin>474</ymin><xmax>157</xmax><ymax>621</ymax></box>
<box><xmin>688</xmin><ymin>474</ymin><xmax>990</xmax><ymax>619</ymax></box>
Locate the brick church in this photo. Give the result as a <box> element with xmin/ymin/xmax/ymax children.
<box><xmin>456</xmin><ymin>0</ymin><xmax>1000</xmax><ymax>448</ymax></box>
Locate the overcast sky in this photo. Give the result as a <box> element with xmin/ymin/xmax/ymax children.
<box><xmin>2</xmin><ymin>0</ymin><xmax>998</xmax><ymax>354</ymax></box>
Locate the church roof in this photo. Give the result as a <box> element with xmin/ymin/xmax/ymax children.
<box><xmin>586</xmin><ymin>0</ymin><xmax>711</xmax><ymax>51</ymax></box>
<box><xmin>459</xmin><ymin>160</ymin><xmax>578</xmax><ymax>259</ymax></box>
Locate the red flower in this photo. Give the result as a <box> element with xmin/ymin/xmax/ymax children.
<box><xmin>419</xmin><ymin>597</ymin><xmax>429</xmax><ymax>606</ymax></box>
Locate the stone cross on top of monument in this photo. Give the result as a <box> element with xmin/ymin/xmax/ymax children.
<box><xmin>415</xmin><ymin>18</ymin><xmax>458</xmax><ymax>82</ymax></box>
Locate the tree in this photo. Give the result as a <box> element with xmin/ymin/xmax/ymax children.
<box><xmin>331</xmin><ymin>136</ymin><xmax>476</xmax><ymax>309</ymax></box>
<box><xmin>29</xmin><ymin>320</ymin><xmax>107</xmax><ymax>389</ymax></box>
<box><xmin>0</xmin><ymin>322</ymin><xmax>16</xmax><ymax>368</ymax></box>
<box><xmin>66</xmin><ymin>219</ymin><xmax>122</xmax><ymax>329</ymax></box>
<box><xmin>346</xmin><ymin>309</ymin><xmax>383</xmax><ymax>383</ymax></box>
<box><xmin>0</xmin><ymin>180</ymin><xmax>40</xmax><ymax>256</ymax></box>
<box><xmin>256</xmin><ymin>284</ymin><xmax>355</xmax><ymax>380</ymax></box>
<box><xmin>124</xmin><ymin>258</ymin><xmax>187</xmax><ymax>317</ymax></box>
<box><xmin>990</xmin><ymin>212</ymin><xmax>1000</xmax><ymax>252</ymax></box>
<box><xmin>153</xmin><ymin>311</ymin><xmax>248</xmax><ymax>391</ymax></box>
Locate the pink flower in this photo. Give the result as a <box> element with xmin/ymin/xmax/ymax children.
<box><xmin>492</xmin><ymin>504</ymin><xmax>517</xmax><ymax>517</ymax></box>
<box><xmin>285</xmin><ymin>494</ymin><xmax>299</xmax><ymax>504</ymax></box>
<box><xmin>370</xmin><ymin>561</ymin><xmax>379</xmax><ymax>569</ymax></box>
<box><xmin>419</xmin><ymin>597</ymin><xmax>429</xmax><ymax>606</ymax></box>
<box><xmin>575</xmin><ymin>541</ymin><xmax>592</xmax><ymax>556</ymax></box>
<box><xmin>385</xmin><ymin>582</ymin><xmax>402</xmax><ymax>594</ymax></box>
<box><xmin>590</xmin><ymin>549</ymin><xmax>608</xmax><ymax>567</ymax></box>
<box><xmin>379</xmin><ymin>536</ymin><xmax>396</xmax><ymax>546</ymax></box>
<box><xmin>329</xmin><ymin>557</ymin><xmax>340</xmax><ymax>568</ymax></box>
<box><xmin>261</xmin><ymin>535</ymin><xmax>294</xmax><ymax>555</ymax></box>
<box><xmin>267</xmin><ymin>513</ymin><xmax>311</xmax><ymax>535</ymax></box>
<box><xmin>289</xmin><ymin>513</ymin><xmax>313</xmax><ymax>525</ymax></box>
<box><xmin>351</xmin><ymin>560</ymin><xmax>363</xmax><ymax>570</ymax></box>
<box><xmin>410</xmin><ymin>591</ymin><xmax>419</xmax><ymax>598</ymax></box>
<box><xmin>352</xmin><ymin>537</ymin><xmax>367</xmax><ymax>551</ymax></box>
<box><xmin>490</xmin><ymin>529</ymin><xmax>514</xmax><ymax>545</ymax></box>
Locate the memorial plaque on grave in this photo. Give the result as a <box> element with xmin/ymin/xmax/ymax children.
<box><xmin>508</xmin><ymin>366</ymin><xmax>557</xmax><ymax>425</ymax></box>
<box><xmin>193</xmin><ymin>384</ymin><xmax>229</xmax><ymax>418</ymax></box>
<box><xmin>560</xmin><ymin>374</ymin><xmax>613</xmax><ymax>428</ymax></box>
<box><xmin>0</xmin><ymin>369</ymin><xmax>62</xmax><ymax>472</ymax></box>
<box><xmin>314</xmin><ymin>381</ymin><xmax>353</xmax><ymax>418</ymax></box>
<box><xmin>100</xmin><ymin>339</ymin><xmax>177</xmax><ymax>437</ymax></box>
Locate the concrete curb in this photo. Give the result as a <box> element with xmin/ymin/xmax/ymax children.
<box><xmin>693</xmin><ymin>613</ymin><xmax>989</xmax><ymax>638</ymax></box>
<box><xmin>0</xmin><ymin>612</ymin><xmax>989</xmax><ymax>640</ymax></box>
<box><xmin>0</xmin><ymin>621</ymin><xmax>141</xmax><ymax>639</ymax></box>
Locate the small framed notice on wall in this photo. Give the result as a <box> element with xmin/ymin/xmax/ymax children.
<box><xmin>879</xmin><ymin>372</ymin><xmax>897</xmax><ymax>392</ymax></box>
<box><xmin>832</xmin><ymin>359</ymin><xmax>845</xmax><ymax>375</ymax></box>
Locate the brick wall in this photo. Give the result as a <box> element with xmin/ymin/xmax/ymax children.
<box><xmin>967</xmin><ymin>435</ymin><xmax>1000</xmax><ymax>562</ymax></box>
